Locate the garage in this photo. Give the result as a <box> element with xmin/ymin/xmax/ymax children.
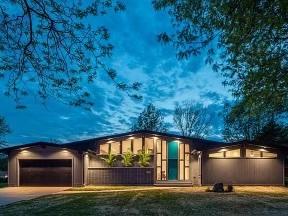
<box><xmin>19</xmin><ymin>159</ymin><xmax>72</xmax><ymax>186</ymax></box>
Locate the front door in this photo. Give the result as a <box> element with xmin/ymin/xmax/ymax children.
<box><xmin>168</xmin><ymin>141</ymin><xmax>178</xmax><ymax>180</ymax></box>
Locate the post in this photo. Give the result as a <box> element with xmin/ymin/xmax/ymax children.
<box><xmin>83</xmin><ymin>152</ymin><xmax>89</xmax><ymax>186</ymax></box>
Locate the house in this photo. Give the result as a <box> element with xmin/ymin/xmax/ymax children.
<box><xmin>0</xmin><ymin>130</ymin><xmax>287</xmax><ymax>187</ymax></box>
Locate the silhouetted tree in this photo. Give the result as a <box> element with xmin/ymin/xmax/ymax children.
<box><xmin>0</xmin><ymin>116</ymin><xmax>10</xmax><ymax>148</ymax></box>
<box><xmin>223</xmin><ymin>101</ymin><xmax>271</xmax><ymax>142</ymax></box>
<box><xmin>0</xmin><ymin>0</ymin><xmax>141</xmax><ymax>109</ymax></box>
<box><xmin>153</xmin><ymin>0</ymin><xmax>288</xmax><ymax>119</ymax></box>
<box><xmin>255</xmin><ymin>121</ymin><xmax>288</xmax><ymax>146</ymax></box>
<box><xmin>173</xmin><ymin>101</ymin><xmax>212</xmax><ymax>138</ymax></box>
<box><xmin>132</xmin><ymin>103</ymin><xmax>168</xmax><ymax>132</ymax></box>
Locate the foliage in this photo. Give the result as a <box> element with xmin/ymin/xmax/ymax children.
<box><xmin>121</xmin><ymin>151</ymin><xmax>134</xmax><ymax>167</ymax></box>
<box><xmin>101</xmin><ymin>152</ymin><xmax>117</xmax><ymax>167</ymax></box>
<box><xmin>255</xmin><ymin>121</ymin><xmax>288</xmax><ymax>146</ymax></box>
<box><xmin>153</xmin><ymin>0</ymin><xmax>288</xmax><ymax>119</ymax></box>
<box><xmin>0</xmin><ymin>116</ymin><xmax>10</xmax><ymax>148</ymax></box>
<box><xmin>173</xmin><ymin>101</ymin><xmax>212</xmax><ymax>138</ymax></box>
<box><xmin>0</xmin><ymin>0</ymin><xmax>141</xmax><ymax>109</ymax></box>
<box><xmin>0</xmin><ymin>157</ymin><xmax>8</xmax><ymax>171</ymax></box>
<box><xmin>137</xmin><ymin>150</ymin><xmax>151</xmax><ymax>167</ymax></box>
<box><xmin>132</xmin><ymin>103</ymin><xmax>168</xmax><ymax>132</ymax></box>
<box><xmin>222</xmin><ymin>101</ymin><xmax>270</xmax><ymax>142</ymax></box>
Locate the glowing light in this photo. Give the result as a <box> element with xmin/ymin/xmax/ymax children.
<box><xmin>219</xmin><ymin>148</ymin><xmax>228</xmax><ymax>152</ymax></box>
<box><xmin>259</xmin><ymin>148</ymin><xmax>267</xmax><ymax>152</ymax></box>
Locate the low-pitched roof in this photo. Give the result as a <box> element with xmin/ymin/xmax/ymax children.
<box><xmin>0</xmin><ymin>130</ymin><xmax>287</xmax><ymax>154</ymax></box>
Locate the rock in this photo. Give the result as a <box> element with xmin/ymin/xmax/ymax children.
<box><xmin>212</xmin><ymin>183</ymin><xmax>224</xmax><ymax>192</ymax></box>
<box><xmin>226</xmin><ymin>185</ymin><xmax>233</xmax><ymax>192</ymax></box>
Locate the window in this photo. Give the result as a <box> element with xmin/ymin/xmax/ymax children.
<box><xmin>209</xmin><ymin>149</ymin><xmax>241</xmax><ymax>158</ymax></box>
<box><xmin>133</xmin><ymin>138</ymin><xmax>142</xmax><ymax>154</ymax></box>
<box><xmin>145</xmin><ymin>138</ymin><xmax>154</xmax><ymax>154</ymax></box>
<box><xmin>262</xmin><ymin>151</ymin><xmax>277</xmax><ymax>158</ymax></box>
<box><xmin>122</xmin><ymin>139</ymin><xmax>132</xmax><ymax>153</ymax></box>
<box><xmin>100</xmin><ymin>143</ymin><xmax>109</xmax><ymax>154</ymax></box>
<box><xmin>246</xmin><ymin>149</ymin><xmax>277</xmax><ymax>158</ymax></box>
<box><xmin>225</xmin><ymin>149</ymin><xmax>240</xmax><ymax>158</ymax></box>
<box><xmin>110</xmin><ymin>142</ymin><xmax>120</xmax><ymax>154</ymax></box>
<box><xmin>209</xmin><ymin>151</ymin><xmax>224</xmax><ymax>158</ymax></box>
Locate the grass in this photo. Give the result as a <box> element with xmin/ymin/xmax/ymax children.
<box><xmin>1</xmin><ymin>186</ymin><xmax>288</xmax><ymax>216</ymax></box>
<box><xmin>67</xmin><ymin>185</ymin><xmax>155</xmax><ymax>191</ymax></box>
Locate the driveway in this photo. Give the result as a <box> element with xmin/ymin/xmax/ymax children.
<box><xmin>0</xmin><ymin>187</ymin><xmax>69</xmax><ymax>206</ymax></box>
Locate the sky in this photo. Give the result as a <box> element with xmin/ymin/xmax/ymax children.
<box><xmin>0</xmin><ymin>0</ymin><xmax>233</xmax><ymax>146</ymax></box>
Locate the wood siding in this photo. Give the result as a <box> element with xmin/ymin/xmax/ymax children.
<box><xmin>202</xmin><ymin>155</ymin><xmax>284</xmax><ymax>185</ymax></box>
<box><xmin>88</xmin><ymin>167</ymin><xmax>154</xmax><ymax>185</ymax></box>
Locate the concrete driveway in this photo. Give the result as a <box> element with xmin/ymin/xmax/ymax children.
<box><xmin>0</xmin><ymin>187</ymin><xmax>70</xmax><ymax>206</ymax></box>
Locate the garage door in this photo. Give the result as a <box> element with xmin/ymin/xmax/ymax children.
<box><xmin>19</xmin><ymin>159</ymin><xmax>72</xmax><ymax>186</ymax></box>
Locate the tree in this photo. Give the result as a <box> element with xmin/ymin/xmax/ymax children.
<box><xmin>0</xmin><ymin>0</ymin><xmax>141</xmax><ymax>109</ymax></box>
<box><xmin>223</xmin><ymin>101</ymin><xmax>271</xmax><ymax>142</ymax></box>
<box><xmin>0</xmin><ymin>116</ymin><xmax>10</xmax><ymax>148</ymax></box>
<box><xmin>132</xmin><ymin>103</ymin><xmax>168</xmax><ymax>132</ymax></box>
<box><xmin>153</xmin><ymin>0</ymin><xmax>288</xmax><ymax>118</ymax></box>
<box><xmin>173</xmin><ymin>101</ymin><xmax>212</xmax><ymax>138</ymax></box>
<box><xmin>255</xmin><ymin>121</ymin><xmax>288</xmax><ymax>146</ymax></box>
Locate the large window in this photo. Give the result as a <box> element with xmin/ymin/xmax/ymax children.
<box><xmin>179</xmin><ymin>143</ymin><xmax>190</xmax><ymax>180</ymax></box>
<box><xmin>110</xmin><ymin>142</ymin><xmax>120</xmax><ymax>154</ymax></box>
<box><xmin>156</xmin><ymin>139</ymin><xmax>167</xmax><ymax>181</ymax></box>
<box><xmin>100</xmin><ymin>143</ymin><xmax>109</xmax><ymax>154</ymax></box>
<box><xmin>145</xmin><ymin>138</ymin><xmax>154</xmax><ymax>154</ymax></box>
<box><xmin>209</xmin><ymin>149</ymin><xmax>240</xmax><ymax>158</ymax></box>
<box><xmin>122</xmin><ymin>139</ymin><xmax>132</xmax><ymax>153</ymax></box>
<box><xmin>133</xmin><ymin>138</ymin><xmax>143</xmax><ymax>154</ymax></box>
<box><xmin>246</xmin><ymin>149</ymin><xmax>277</xmax><ymax>158</ymax></box>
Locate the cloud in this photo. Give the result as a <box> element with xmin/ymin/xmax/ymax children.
<box><xmin>0</xmin><ymin>0</ymin><xmax>232</xmax><ymax>145</ymax></box>
<box><xmin>59</xmin><ymin>116</ymin><xmax>70</xmax><ymax>120</ymax></box>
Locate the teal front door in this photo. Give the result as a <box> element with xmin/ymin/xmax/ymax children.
<box><xmin>168</xmin><ymin>141</ymin><xmax>178</xmax><ymax>180</ymax></box>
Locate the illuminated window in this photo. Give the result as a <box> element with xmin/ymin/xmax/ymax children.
<box><xmin>145</xmin><ymin>138</ymin><xmax>154</xmax><ymax>154</ymax></box>
<box><xmin>246</xmin><ymin>149</ymin><xmax>261</xmax><ymax>158</ymax></box>
<box><xmin>225</xmin><ymin>149</ymin><xmax>241</xmax><ymax>158</ymax></box>
<box><xmin>262</xmin><ymin>151</ymin><xmax>277</xmax><ymax>158</ymax></box>
<box><xmin>100</xmin><ymin>143</ymin><xmax>109</xmax><ymax>154</ymax></box>
<box><xmin>122</xmin><ymin>139</ymin><xmax>131</xmax><ymax>153</ymax></box>
<box><xmin>209</xmin><ymin>151</ymin><xmax>224</xmax><ymax>158</ymax></box>
<box><xmin>133</xmin><ymin>138</ymin><xmax>142</xmax><ymax>154</ymax></box>
<box><xmin>246</xmin><ymin>149</ymin><xmax>277</xmax><ymax>158</ymax></box>
<box><xmin>209</xmin><ymin>149</ymin><xmax>240</xmax><ymax>158</ymax></box>
<box><xmin>110</xmin><ymin>142</ymin><xmax>120</xmax><ymax>154</ymax></box>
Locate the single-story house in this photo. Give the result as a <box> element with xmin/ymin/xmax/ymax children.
<box><xmin>0</xmin><ymin>130</ymin><xmax>287</xmax><ymax>187</ymax></box>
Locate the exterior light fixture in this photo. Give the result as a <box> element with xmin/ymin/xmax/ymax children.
<box><xmin>219</xmin><ymin>148</ymin><xmax>228</xmax><ymax>152</ymax></box>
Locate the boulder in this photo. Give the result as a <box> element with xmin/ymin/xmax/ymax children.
<box><xmin>212</xmin><ymin>183</ymin><xmax>224</xmax><ymax>192</ymax></box>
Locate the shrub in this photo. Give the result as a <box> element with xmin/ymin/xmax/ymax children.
<box><xmin>121</xmin><ymin>151</ymin><xmax>134</xmax><ymax>167</ymax></box>
<box><xmin>101</xmin><ymin>152</ymin><xmax>117</xmax><ymax>167</ymax></box>
<box><xmin>138</xmin><ymin>150</ymin><xmax>151</xmax><ymax>167</ymax></box>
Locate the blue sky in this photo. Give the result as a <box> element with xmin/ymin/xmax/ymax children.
<box><xmin>0</xmin><ymin>0</ymin><xmax>232</xmax><ymax>145</ymax></box>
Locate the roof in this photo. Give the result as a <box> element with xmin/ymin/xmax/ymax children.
<box><xmin>0</xmin><ymin>130</ymin><xmax>287</xmax><ymax>154</ymax></box>
<box><xmin>0</xmin><ymin>142</ymin><xmax>61</xmax><ymax>154</ymax></box>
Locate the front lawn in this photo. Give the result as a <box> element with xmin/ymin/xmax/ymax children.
<box><xmin>1</xmin><ymin>187</ymin><xmax>288</xmax><ymax>216</ymax></box>
<box><xmin>68</xmin><ymin>185</ymin><xmax>155</xmax><ymax>191</ymax></box>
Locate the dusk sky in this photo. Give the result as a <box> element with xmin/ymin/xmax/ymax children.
<box><xmin>1</xmin><ymin>0</ymin><xmax>232</xmax><ymax>145</ymax></box>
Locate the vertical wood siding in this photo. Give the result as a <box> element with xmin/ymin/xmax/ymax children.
<box><xmin>88</xmin><ymin>167</ymin><xmax>154</xmax><ymax>185</ymax></box>
<box><xmin>202</xmin><ymin>157</ymin><xmax>284</xmax><ymax>185</ymax></box>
